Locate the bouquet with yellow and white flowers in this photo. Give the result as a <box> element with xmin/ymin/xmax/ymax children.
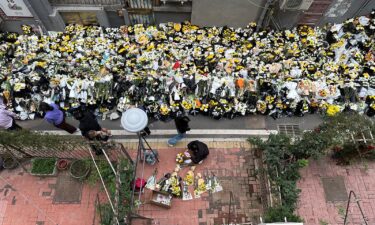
<box><xmin>159</xmin><ymin>104</ymin><xmax>170</xmax><ymax>116</ymax></box>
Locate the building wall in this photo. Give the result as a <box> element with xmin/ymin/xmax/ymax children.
<box><xmin>0</xmin><ymin>0</ymin><xmax>126</xmax><ymax>32</ymax></box>
<box><xmin>154</xmin><ymin>12</ymin><xmax>191</xmax><ymax>24</ymax></box>
<box><xmin>273</xmin><ymin>0</ymin><xmax>374</xmax><ymax>30</ymax></box>
<box><xmin>273</xmin><ymin>9</ymin><xmax>302</xmax><ymax>29</ymax></box>
<box><xmin>317</xmin><ymin>0</ymin><xmax>375</xmax><ymax>26</ymax></box>
<box><xmin>0</xmin><ymin>18</ymin><xmax>37</xmax><ymax>33</ymax></box>
<box><xmin>191</xmin><ymin>0</ymin><xmax>265</xmax><ymax>28</ymax></box>
<box><xmin>28</xmin><ymin>0</ymin><xmax>65</xmax><ymax>31</ymax></box>
<box><xmin>107</xmin><ymin>10</ymin><xmax>126</xmax><ymax>27</ymax></box>
<box><xmin>4</xmin><ymin>0</ymin><xmax>373</xmax><ymax>33</ymax></box>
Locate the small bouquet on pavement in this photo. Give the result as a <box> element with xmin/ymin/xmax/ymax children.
<box><xmin>182</xmin><ymin>182</ymin><xmax>193</xmax><ymax>201</ymax></box>
<box><xmin>145</xmin><ymin>169</ymin><xmax>158</xmax><ymax>190</ymax></box>
<box><xmin>176</xmin><ymin>151</ymin><xmax>192</xmax><ymax>165</ymax></box>
<box><xmin>184</xmin><ymin>170</ymin><xmax>194</xmax><ymax>186</ymax></box>
<box><xmin>169</xmin><ymin>172</ymin><xmax>182</xmax><ymax>197</ymax></box>
<box><xmin>211</xmin><ymin>173</ymin><xmax>223</xmax><ymax>193</ymax></box>
<box><xmin>194</xmin><ymin>173</ymin><xmax>207</xmax><ymax>198</ymax></box>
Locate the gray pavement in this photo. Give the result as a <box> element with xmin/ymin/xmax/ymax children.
<box><xmin>265</xmin><ymin>114</ymin><xmax>323</xmax><ymax>131</ymax></box>
<box><xmin>17</xmin><ymin>113</ymin><xmax>324</xmax><ymax>136</ymax></box>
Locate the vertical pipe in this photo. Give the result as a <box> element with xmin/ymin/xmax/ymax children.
<box><xmin>256</xmin><ymin>0</ymin><xmax>273</xmax><ymax>31</ymax></box>
<box><xmin>113</xmin><ymin>163</ymin><xmax>120</xmax><ymax>225</ymax></box>
<box><xmin>23</xmin><ymin>0</ymin><xmax>47</xmax><ymax>34</ymax></box>
<box><xmin>129</xmin><ymin>134</ymin><xmax>142</xmax><ymax>213</ymax></box>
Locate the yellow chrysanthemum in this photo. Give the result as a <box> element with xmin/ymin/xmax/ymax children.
<box><xmin>327</xmin><ymin>105</ymin><xmax>340</xmax><ymax>116</ymax></box>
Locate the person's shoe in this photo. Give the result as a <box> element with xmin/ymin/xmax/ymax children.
<box><xmin>167</xmin><ymin>141</ymin><xmax>174</xmax><ymax>147</ymax></box>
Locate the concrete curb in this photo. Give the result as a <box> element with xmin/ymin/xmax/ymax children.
<box><xmin>40</xmin><ymin>129</ymin><xmax>277</xmax><ymax>149</ymax></box>
<box><xmin>44</xmin><ymin>129</ymin><xmax>278</xmax><ymax>136</ymax></box>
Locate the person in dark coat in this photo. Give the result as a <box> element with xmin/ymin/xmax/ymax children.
<box><xmin>168</xmin><ymin>113</ymin><xmax>190</xmax><ymax>146</ymax></box>
<box><xmin>73</xmin><ymin>110</ymin><xmax>102</xmax><ymax>138</ymax></box>
<box><xmin>73</xmin><ymin>110</ymin><xmax>111</xmax><ymax>155</ymax></box>
<box><xmin>187</xmin><ymin>140</ymin><xmax>209</xmax><ymax>164</ymax></box>
<box><xmin>74</xmin><ymin>110</ymin><xmax>111</xmax><ymax>140</ymax></box>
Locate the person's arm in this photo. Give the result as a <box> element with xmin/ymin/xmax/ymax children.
<box><xmin>101</xmin><ymin>128</ymin><xmax>112</xmax><ymax>136</ymax></box>
<box><xmin>191</xmin><ymin>154</ymin><xmax>200</xmax><ymax>164</ymax></box>
<box><xmin>4</xmin><ymin>109</ymin><xmax>16</xmax><ymax>118</ymax></box>
<box><xmin>50</xmin><ymin>103</ymin><xmax>58</xmax><ymax>110</ymax></box>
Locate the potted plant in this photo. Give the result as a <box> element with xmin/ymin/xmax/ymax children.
<box><xmin>2</xmin><ymin>155</ymin><xmax>17</xmax><ymax>169</ymax></box>
<box><xmin>30</xmin><ymin>158</ymin><xmax>57</xmax><ymax>176</ymax></box>
<box><xmin>70</xmin><ymin>160</ymin><xmax>91</xmax><ymax>179</ymax></box>
<box><xmin>57</xmin><ymin>159</ymin><xmax>69</xmax><ymax>170</ymax></box>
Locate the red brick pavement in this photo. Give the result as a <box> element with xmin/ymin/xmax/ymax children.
<box><xmin>297</xmin><ymin>157</ymin><xmax>375</xmax><ymax>225</ymax></box>
<box><xmin>0</xmin><ymin>166</ymin><xmax>99</xmax><ymax>225</ymax></box>
<box><xmin>130</xmin><ymin>147</ymin><xmax>262</xmax><ymax>225</ymax></box>
<box><xmin>0</xmin><ymin>145</ymin><xmax>261</xmax><ymax>225</ymax></box>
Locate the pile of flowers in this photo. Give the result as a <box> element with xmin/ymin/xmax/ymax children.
<box><xmin>0</xmin><ymin>10</ymin><xmax>374</xmax><ymax>120</ymax></box>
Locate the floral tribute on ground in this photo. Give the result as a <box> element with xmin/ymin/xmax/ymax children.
<box><xmin>0</xmin><ymin>10</ymin><xmax>374</xmax><ymax>120</ymax></box>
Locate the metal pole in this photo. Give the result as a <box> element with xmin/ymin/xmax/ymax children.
<box><xmin>137</xmin><ymin>133</ymin><xmax>146</xmax><ymax>204</ymax></box>
<box><xmin>129</xmin><ymin>134</ymin><xmax>142</xmax><ymax>212</ymax></box>
<box><xmin>141</xmin><ymin>135</ymin><xmax>159</xmax><ymax>162</ymax></box>
<box><xmin>256</xmin><ymin>0</ymin><xmax>274</xmax><ymax>31</ymax></box>
<box><xmin>119</xmin><ymin>143</ymin><xmax>134</xmax><ymax>165</ymax></box>
<box><xmin>228</xmin><ymin>191</ymin><xmax>233</xmax><ymax>224</ymax></box>
<box><xmin>113</xmin><ymin>163</ymin><xmax>121</xmax><ymax>225</ymax></box>
<box><xmin>88</xmin><ymin>147</ymin><xmax>120</xmax><ymax>225</ymax></box>
<box><xmin>102</xmin><ymin>144</ymin><xmax>121</xmax><ymax>183</ymax></box>
<box><xmin>344</xmin><ymin>191</ymin><xmax>368</xmax><ymax>225</ymax></box>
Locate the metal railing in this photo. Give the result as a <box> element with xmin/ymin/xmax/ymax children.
<box><xmin>0</xmin><ymin>141</ymin><xmax>132</xmax><ymax>161</ymax></box>
<box><xmin>49</xmin><ymin>0</ymin><xmax>123</xmax><ymax>5</ymax></box>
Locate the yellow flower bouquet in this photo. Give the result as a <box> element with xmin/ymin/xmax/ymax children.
<box><xmin>181</xmin><ymin>100</ymin><xmax>192</xmax><ymax>110</ymax></box>
<box><xmin>326</xmin><ymin>104</ymin><xmax>341</xmax><ymax>116</ymax></box>
<box><xmin>176</xmin><ymin>153</ymin><xmax>184</xmax><ymax>164</ymax></box>
<box><xmin>200</xmin><ymin>104</ymin><xmax>209</xmax><ymax>112</ymax></box>
<box><xmin>184</xmin><ymin>171</ymin><xmax>194</xmax><ymax>186</ymax></box>
<box><xmin>159</xmin><ymin>104</ymin><xmax>170</xmax><ymax>115</ymax></box>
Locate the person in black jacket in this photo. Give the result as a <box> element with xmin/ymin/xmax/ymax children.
<box><xmin>168</xmin><ymin>113</ymin><xmax>190</xmax><ymax>146</ymax></box>
<box><xmin>187</xmin><ymin>140</ymin><xmax>209</xmax><ymax>164</ymax></box>
<box><xmin>73</xmin><ymin>109</ymin><xmax>111</xmax><ymax>139</ymax></box>
<box><xmin>73</xmin><ymin>110</ymin><xmax>111</xmax><ymax>155</ymax></box>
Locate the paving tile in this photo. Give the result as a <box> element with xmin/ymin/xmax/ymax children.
<box><xmin>298</xmin><ymin>157</ymin><xmax>375</xmax><ymax>225</ymax></box>
<box><xmin>0</xmin><ymin>142</ymin><xmax>258</xmax><ymax>225</ymax></box>
<box><xmin>132</xmin><ymin>146</ymin><xmax>262</xmax><ymax>224</ymax></box>
<box><xmin>0</xmin><ymin>169</ymin><xmax>99</xmax><ymax>225</ymax></box>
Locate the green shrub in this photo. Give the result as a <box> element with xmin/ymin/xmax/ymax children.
<box><xmin>90</xmin><ymin>159</ymin><xmax>133</xmax><ymax>225</ymax></box>
<box><xmin>249</xmin><ymin>134</ymin><xmax>317</xmax><ymax>223</ymax></box>
<box><xmin>264</xmin><ymin>206</ymin><xmax>303</xmax><ymax>223</ymax></box>
<box><xmin>31</xmin><ymin>158</ymin><xmax>56</xmax><ymax>174</ymax></box>
<box><xmin>250</xmin><ymin>113</ymin><xmax>375</xmax><ymax>223</ymax></box>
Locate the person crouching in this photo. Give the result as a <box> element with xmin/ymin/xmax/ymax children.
<box><xmin>39</xmin><ymin>102</ymin><xmax>77</xmax><ymax>134</ymax></box>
